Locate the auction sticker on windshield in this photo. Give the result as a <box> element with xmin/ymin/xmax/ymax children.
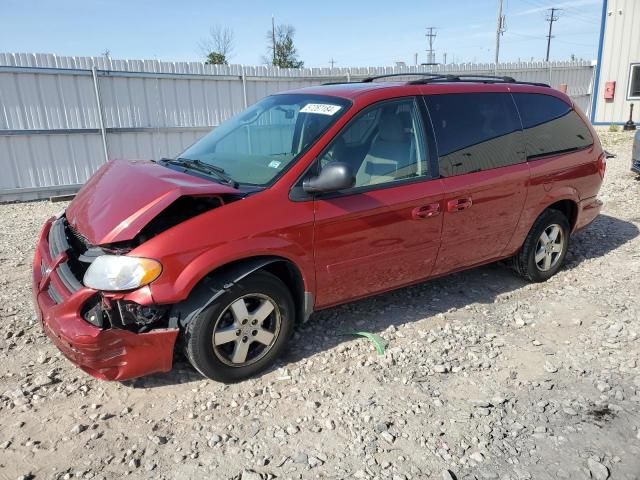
<box><xmin>300</xmin><ymin>103</ymin><xmax>342</xmax><ymax>115</ymax></box>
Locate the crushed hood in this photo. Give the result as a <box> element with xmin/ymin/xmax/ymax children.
<box><xmin>66</xmin><ymin>160</ymin><xmax>240</xmax><ymax>245</ymax></box>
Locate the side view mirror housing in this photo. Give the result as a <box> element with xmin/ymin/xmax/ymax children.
<box><xmin>303</xmin><ymin>162</ymin><xmax>355</xmax><ymax>194</ymax></box>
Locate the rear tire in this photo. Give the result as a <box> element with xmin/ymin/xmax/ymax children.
<box><xmin>513</xmin><ymin>209</ymin><xmax>570</xmax><ymax>282</ymax></box>
<box><xmin>184</xmin><ymin>271</ymin><xmax>295</xmax><ymax>382</ymax></box>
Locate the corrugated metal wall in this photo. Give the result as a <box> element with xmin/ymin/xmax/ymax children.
<box><xmin>0</xmin><ymin>53</ymin><xmax>595</xmax><ymax>201</ymax></box>
<box><xmin>593</xmin><ymin>0</ymin><xmax>640</xmax><ymax>124</ymax></box>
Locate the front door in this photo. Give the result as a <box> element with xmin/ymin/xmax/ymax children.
<box><xmin>310</xmin><ymin>97</ymin><xmax>445</xmax><ymax>308</ymax></box>
<box><xmin>423</xmin><ymin>92</ymin><xmax>530</xmax><ymax>275</ymax></box>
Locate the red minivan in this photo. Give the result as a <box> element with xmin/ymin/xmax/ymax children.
<box><xmin>32</xmin><ymin>74</ymin><xmax>605</xmax><ymax>382</ymax></box>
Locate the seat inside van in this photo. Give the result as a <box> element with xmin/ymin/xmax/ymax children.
<box><xmin>355</xmin><ymin>110</ymin><xmax>414</xmax><ymax>186</ymax></box>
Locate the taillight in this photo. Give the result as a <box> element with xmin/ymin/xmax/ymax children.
<box><xmin>597</xmin><ymin>152</ymin><xmax>606</xmax><ymax>179</ymax></box>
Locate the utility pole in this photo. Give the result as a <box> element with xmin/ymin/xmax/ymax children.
<box><xmin>272</xmin><ymin>15</ymin><xmax>276</xmax><ymax>66</ymax></box>
<box><xmin>329</xmin><ymin>58</ymin><xmax>336</xmax><ymax>69</ymax></box>
<box><xmin>494</xmin><ymin>0</ymin><xmax>506</xmax><ymax>69</ymax></box>
<box><xmin>545</xmin><ymin>8</ymin><xmax>560</xmax><ymax>62</ymax></box>
<box><xmin>443</xmin><ymin>52</ymin><xmax>447</xmax><ymax>64</ymax></box>
<box><xmin>425</xmin><ymin>27</ymin><xmax>436</xmax><ymax>64</ymax></box>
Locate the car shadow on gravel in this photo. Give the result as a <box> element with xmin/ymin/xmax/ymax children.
<box><xmin>282</xmin><ymin>214</ymin><xmax>639</xmax><ymax>368</ymax></box>
<box><xmin>128</xmin><ymin>214</ymin><xmax>638</xmax><ymax>387</ymax></box>
<box><xmin>566</xmin><ymin>214</ymin><xmax>639</xmax><ymax>264</ymax></box>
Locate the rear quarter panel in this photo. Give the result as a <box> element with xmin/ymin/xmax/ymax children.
<box><xmin>503</xmin><ymin>145</ymin><xmax>602</xmax><ymax>256</ymax></box>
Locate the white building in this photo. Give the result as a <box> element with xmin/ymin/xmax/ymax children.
<box><xmin>591</xmin><ymin>0</ymin><xmax>640</xmax><ymax>125</ymax></box>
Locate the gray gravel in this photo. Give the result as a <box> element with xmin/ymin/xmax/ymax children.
<box><xmin>1</xmin><ymin>129</ymin><xmax>639</xmax><ymax>479</ymax></box>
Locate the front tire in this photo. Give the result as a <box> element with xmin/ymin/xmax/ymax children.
<box><xmin>184</xmin><ymin>271</ymin><xmax>295</xmax><ymax>382</ymax></box>
<box><xmin>513</xmin><ymin>209</ymin><xmax>570</xmax><ymax>282</ymax></box>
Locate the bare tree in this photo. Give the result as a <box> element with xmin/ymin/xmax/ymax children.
<box><xmin>263</xmin><ymin>24</ymin><xmax>303</xmax><ymax>68</ymax></box>
<box><xmin>200</xmin><ymin>25</ymin><xmax>235</xmax><ymax>65</ymax></box>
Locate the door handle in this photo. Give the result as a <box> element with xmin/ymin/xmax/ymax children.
<box><xmin>412</xmin><ymin>203</ymin><xmax>441</xmax><ymax>219</ymax></box>
<box><xmin>447</xmin><ymin>197</ymin><xmax>473</xmax><ymax>212</ymax></box>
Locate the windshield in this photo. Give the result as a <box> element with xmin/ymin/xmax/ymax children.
<box><xmin>178</xmin><ymin>94</ymin><xmax>350</xmax><ymax>186</ymax></box>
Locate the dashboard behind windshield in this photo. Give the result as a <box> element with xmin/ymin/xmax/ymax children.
<box><xmin>178</xmin><ymin>94</ymin><xmax>351</xmax><ymax>186</ymax></box>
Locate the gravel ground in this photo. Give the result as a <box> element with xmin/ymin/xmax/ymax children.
<box><xmin>1</xmin><ymin>129</ymin><xmax>639</xmax><ymax>480</ymax></box>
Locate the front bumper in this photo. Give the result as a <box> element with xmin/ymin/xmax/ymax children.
<box><xmin>32</xmin><ymin>218</ymin><xmax>178</xmax><ymax>381</ymax></box>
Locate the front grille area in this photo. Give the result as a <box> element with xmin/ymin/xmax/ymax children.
<box><xmin>46</xmin><ymin>217</ymin><xmax>93</xmax><ymax>298</ymax></box>
<box><xmin>64</xmin><ymin>222</ymin><xmax>97</xmax><ymax>281</ymax></box>
<box><xmin>48</xmin><ymin>283</ymin><xmax>63</xmax><ymax>304</ymax></box>
<box><xmin>67</xmin><ymin>223</ymin><xmax>91</xmax><ymax>251</ymax></box>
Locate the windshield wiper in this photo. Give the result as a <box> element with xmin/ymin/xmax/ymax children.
<box><xmin>161</xmin><ymin>158</ymin><xmax>238</xmax><ymax>188</ymax></box>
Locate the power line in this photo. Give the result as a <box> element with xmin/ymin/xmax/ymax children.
<box><xmin>509</xmin><ymin>31</ymin><xmax>539</xmax><ymax>39</ymax></box>
<box><xmin>545</xmin><ymin>7</ymin><xmax>560</xmax><ymax>62</ymax></box>
<box><xmin>426</xmin><ymin>27</ymin><xmax>437</xmax><ymax>64</ymax></box>
<box><xmin>557</xmin><ymin>4</ymin><xmax>599</xmax><ymax>24</ymax></box>
<box><xmin>519</xmin><ymin>0</ymin><xmax>596</xmax><ymax>24</ymax></box>
<box><xmin>520</xmin><ymin>0</ymin><xmax>547</xmax><ymax>7</ymax></box>
<box><xmin>561</xmin><ymin>12</ymin><xmax>598</xmax><ymax>25</ymax></box>
<box><xmin>553</xmin><ymin>38</ymin><xmax>595</xmax><ymax>47</ymax></box>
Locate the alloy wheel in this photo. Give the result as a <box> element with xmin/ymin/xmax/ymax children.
<box><xmin>534</xmin><ymin>224</ymin><xmax>565</xmax><ymax>272</ymax></box>
<box><xmin>211</xmin><ymin>294</ymin><xmax>281</xmax><ymax>367</ymax></box>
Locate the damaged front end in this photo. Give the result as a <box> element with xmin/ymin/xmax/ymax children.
<box><xmin>82</xmin><ymin>295</ymin><xmax>169</xmax><ymax>331</ymax></box>
<box><xmin>57</xmin><ymin>212</ymin><xmax>176</xmax><ymax>333</ymax></box>
<box><xmin>33</xmin><ymin>213</ymin><xmax>185</xmax><ymax>380</ymax></box>
<box><xmin>33</xmin><ymin>159</ymin><xmax>248</xmax><ymax>380</ymax></box>
<box><xmin>66</xmin><ymin>193</ymin><xmax>235</xmax><ymax>333</ymax></box>
<box><xmin>34</xmin><ymin>202</ymin><xmax>230</xmax><ymax>380</ymax></box>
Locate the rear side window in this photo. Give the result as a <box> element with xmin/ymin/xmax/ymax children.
<box><xmin>512</xmin><ymin>93</ymin><xmax>593</xmax><ymax>160</ymax></box>
<box><xmin>424</xmin><ymin>93</ymin><xmax>524</xmax><ymax>177</ymax></box>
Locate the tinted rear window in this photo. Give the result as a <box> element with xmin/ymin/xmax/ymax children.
<box><xmin>424</xmin><ymin>93</ymin><xmax>524</xmax><ymax>177</ymax></box>
<box><xmin>512</xmin><ymin>93</ymin><xmax>593</xmax><ymax>160</ymax></box>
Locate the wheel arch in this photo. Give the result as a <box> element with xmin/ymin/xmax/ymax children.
<box><xmin>531</xmin><ymin>186</ymin><xmax>580</xmax><ymax>233</ymax></box>
<box><xmin>503</xmin><ymin>190</ymin><xmax>580</xmax><ymax>258</ymax></box>
<box><xmin>169</xmin><ymin>255</ymin><xmax>312</xmax><ymax>331</ymax></box>
<box><xmin>546</xmin><ymin>198</ymin><xmax>578</xmax><ymax>231</ymax></box>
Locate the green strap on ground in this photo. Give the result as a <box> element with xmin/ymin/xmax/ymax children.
<box><xmin>340</xmin><ymin>331</ymin><xmax>388</xmax><ymax>355</ymax></box>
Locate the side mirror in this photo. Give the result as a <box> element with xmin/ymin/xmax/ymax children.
<box><xmin>303</xmin><ymin>162</ymin><xmax>355</xmax><ymax>194</ymax></box>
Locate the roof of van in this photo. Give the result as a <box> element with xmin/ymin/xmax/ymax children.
<box><xmin>277</xmin><ymin>81</ymin><xmax>572</xmax><ymax>105</ymax></box>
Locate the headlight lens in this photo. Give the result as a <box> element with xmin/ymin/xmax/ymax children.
<box><xmin>83</xmin><ymin>255</ymin><xmax>162</xmax><ymax>291</ymax></box>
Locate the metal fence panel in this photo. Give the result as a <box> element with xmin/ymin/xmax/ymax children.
<box><xmin>107</xmin><ymin>129</ymin><xmax>207</xmax><ymax>161</ymax></box>
<box><xmin>0</xmin><ymin>53</ymin><xmax>595</xmax><ymax>201</ymax></box>
<box><xmin>0</xmin><ymin>133</ymin><xmax>104</xmax><ymax>190</ymax></box>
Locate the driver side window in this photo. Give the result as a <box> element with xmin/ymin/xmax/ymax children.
<box><xmin>319</xmin><ymin>98</ymin><xmax>428</xmax><ymax>188</ymax></box>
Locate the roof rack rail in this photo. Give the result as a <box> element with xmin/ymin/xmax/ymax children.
<box><xmin>321</xmin><ymin>81</ymin><xmax>359</xmax><ymax>85</ymax></box>
<box><xmin>323</xmin><ymin>73</ymin><xmax>551</xmax><ymax>88</ymax></box>
<box><xmin>408</xmin><ymin>74</ymin><xmax>550</xmax><ymax>88</ymax></box>
<box><xmin>408</xmin><ymin>74</ymin><xmax>516</xmax><ymax>84</ymax></box>
<box><xmin>361</xmin><ymin>73</ymin><xmax>445</xmax><ymax>83</ymax></box>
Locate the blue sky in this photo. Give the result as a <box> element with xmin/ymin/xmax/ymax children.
<box><xmin>0</xmin><ymin>0</ymin><xmax>602</xmax><ymax>66</ymax></box>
